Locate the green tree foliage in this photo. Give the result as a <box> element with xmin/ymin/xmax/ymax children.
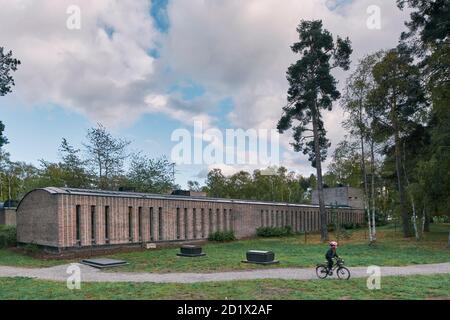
<box><xmin>277</xmin><ymin>20</ymin><xmax>352</xmax><ymax>241</ymax></box>
<box><xmin>0</xmin><ymin>47</ymin><xmax>21</xmax><ymax>96</ymax></box>
<box><xmin>203</xmin><ymin>167</ymin><xmax>310</xmax><ymax>204</ymax></box>
<box><xmin>0</xmin><ymin>121</ymin><xmax>7</xmax><ymax>149</ymax></box>
<box><xmin>369</xmin><ymin>49</ymin><xmax>426</xmax><ymax>237</ymax></box>
<box><xmin>325</xmin><ymin>140</ymin><xmax>362</xmax><ymax>188</ymax></box>
<box><xmin>84</xmin><ymin>123</ymin><xmax>131</xmax><ymax>189</ymax></box>
<box><xmin>399</xmin><ymin>1</ymin><xmax>450</xmax><ymax>226</ymax></box>
<box><xmin>341</xmin><ymin>51</ymin><xmax>385</xmax><ymax>242</ymax></box>
<box><xmin>205</xmin><ymin>169</ymin><xmax>227</xmax><ymax>198</ymax></box>
<box><xmin>126</xmin><ymin>154</ymin><xmax>175</xmax><ymax>194</ymax></box>
<box><xmin>187</xmin><ymin>180</ymin><xmax>202</xmax><ymax>192</ymax></box>
<box><xmin>0</xmin><ymin>124</ymin><xmax>177</xmax><ymax>200</ymax></box>
<box><xmin>58</xmin><ymin>138</ymin><xmax>91</xmax><ymax>188</ymax></box>
<box><xmin>397</xmin><ymin>0</ymin><xmax>449</xmax><ymax>54</ymax></box>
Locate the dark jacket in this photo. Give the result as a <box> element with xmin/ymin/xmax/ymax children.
<box><xmin>325</xmin><ymin>248</ymin><xmax>339</xmax><ymax>260</ymax></box>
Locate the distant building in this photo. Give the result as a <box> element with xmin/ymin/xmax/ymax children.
<box><xmin>0</xmin><ymin>200</ymin><xmax>17</xmax><ymax>226</ymax></box>
<box><xmin>311</xmin><ymin>187</ymin><xmax>364</xmax><ymax>209</ymax></box>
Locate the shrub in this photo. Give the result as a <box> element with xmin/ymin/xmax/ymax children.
<box><xmin>432</xmin><ymin>216</ymin><xmax>448</xmax><ymax>224</ymax></box>
<box><xmin>0</xmin><ymin>226</ymin><xmax>17</xmax><ymax>248</ymax></box>
<box><xmin>256</xmin><ymin>226</ymin><xmax>293</xmax><ymax>238</ymax></box>
<box><xmin>208</xmin><ymin>231</ymin><xmax>236</xmax><ymax>242</ymax></box>
<box><xmin>23</xmin><ymin>243</ymin><xmax>40</xmax><ymax>254</ymax></box>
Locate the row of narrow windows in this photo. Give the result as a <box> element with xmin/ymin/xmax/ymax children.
<box><xmin>75</xmin><ymin>205</ymin><xmax>232</xmax><ymax>245</ymax></box>
<box><xmin>259</xmin><ymin>210</ymin><xmax>354</xmax><ymax>229</ymax></box>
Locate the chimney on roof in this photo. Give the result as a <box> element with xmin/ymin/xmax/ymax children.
<box><xmin>171</xmin><ymin>190</ymin><xmax>207</xmax><ymax>197</ymax></box>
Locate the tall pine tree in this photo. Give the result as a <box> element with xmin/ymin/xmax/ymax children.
<box><xmin>277</xmin><ymin>20</ymin><xmax>352</xmax><ymax>241</ymax></box>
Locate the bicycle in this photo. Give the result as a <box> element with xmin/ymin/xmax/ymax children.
<box><xmin>316</xmin><ymin>258</ymin><xmax>351</xmax><ymax>280</ymax></box>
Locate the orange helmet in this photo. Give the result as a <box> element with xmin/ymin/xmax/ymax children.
<box><xmin>329</xmin><ymin>241</ymin><xmax>338</xmax><ymax>247</ymax></box>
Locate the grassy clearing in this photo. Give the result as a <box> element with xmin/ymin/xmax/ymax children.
<box><xmin>0</xmin><ymin>274</ymin><xmax>448</xmax><ymax>300</ymax></box>
<box><xmin>104</xmin><ymin>223</ymin><xmax>450</xmax><ymax>273</ymax></box>
<box><xmin>0</xmin><ymin>224</ymin><xmax>448</xmax><ymax>272</ymax></box>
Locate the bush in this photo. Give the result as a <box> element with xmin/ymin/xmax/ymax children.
<box><xmin>23</xmin><ymin>243</ymin><xmax>40</xmax><ymax>254</ymax></box>
<box><xmin>256</xmin><ymin>226</ymin><xmax>293</xmax><ymax>238</ymax></box>
<box><xmin>0</xmin><ymin>226</ymin><xmax>17</xmax><ymax>248</ymax></box>
<box><xmin>432</xmin><ymin>216</ymin><xmax>448</xmax><ymax>224</ymax></box>
<box><xmin>208</xmin><ymin>231</ymin><xmax>236</xmax><ymax>242</ymax></box>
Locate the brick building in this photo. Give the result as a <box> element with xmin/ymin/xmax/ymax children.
<box><xmin>312</xmin><ymin>187</ymin><xmax>364</xmax><ymax>209</ymax></box>
<box><xmin>17</xmin><ymin>187</ymin><xmax>364</xmax><ymax>252</ymax></box>
<box><xmin>0</xmin><ymin>201</ymin><xmax>17</xmax><ymax>226</ymax></box>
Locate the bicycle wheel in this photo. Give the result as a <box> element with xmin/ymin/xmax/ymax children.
<box><xmin>337</xmin><ymin>267</ymin><xmax>351</xmax><ymax>280</ymax></box>
<box><xmin>316</xmin><ymin>265</ymin><xmax>329</xmax><ymax>279</ymax></box>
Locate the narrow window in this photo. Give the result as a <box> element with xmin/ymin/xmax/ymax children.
<box><xmin>105</xmin><ymin>206</ymin><xmax>110</xmax><ymax>243</ymax></box>
<box><xmin>128</xmin><ymin>207</ymin><xmax>133</xmax><ymax>242</ymax></box>
<box><xmin>138</xmin><ymin>207</ymin><xmax>142</xmax><ymax>241</ymax></box>
<box><xmin>209</xmin><ymin>208</ymin><xmax>213</xmax><ymax>234</ymax></box>
<box><xmin>216</xmin><ymin>209</ymin><xmax>220</xmax><ymax>231</ymax></box>
<box><xmin>176</xmin><ymin>208</ymin><xmax>181</xmax><ymax>240</ymax></box>
<box><xmin>229</xmin><ymin>209</ymin><xmax>233</xmax><ymax>231</ymax></box>
<box><xmin>149</xmin><ymin>207</ymin><xmax>154</xmax><ymax>241</ymax></box>
<box><xmin>292</xmin><ymin>211</ymin><xmax>296</xmax><ymax>230</ymax></box>
<box><xmin>76</xmin><ymin>205</ymin><xmax>81</xmax><ymax>245</ymax></box>
<box><xmin>184</xmin><ymin>208</ymin><xmax>188</xmax><ymax>239</ymax></box>
<box><xmin>91</xmin><ymin>206</ymin><xmax>96</xmax><ymax>244</ymax></box>
<box><xmin>276</xmin><ymin>211</ymin><xmax>279</xmax><ymax>227</ymax></box>
<box><xmin>223</xmin><ymin>209</ymin><xmax>227</xmax><ymax>231</ymax></box>
<box><xmin>158</xmin><ymin>207</ymin><xmax>163</xmax><ymax>240</ymax></box>
<box><xmin>201</xmin><ymin>208</ymin><xmax>205</xmax><ymax>238</ymax></box>
<box><xmin>193</xmin><ymin>208</ymin><xmax>197</xmax><ymax>238</ymax></box>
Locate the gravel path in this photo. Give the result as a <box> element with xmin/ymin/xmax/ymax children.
<box><xmin>0</xmin><ymin>262</ymin><xmax>449</xmax><ymax>283</ymax></box>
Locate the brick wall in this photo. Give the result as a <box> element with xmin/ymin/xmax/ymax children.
<box><xmin>0</xmin><ymin>208</ymin><xmax>17</xmax><ymax>226</ymax></box>
<box><xmin>17</xmin><ymin>189</ymin><xmax>365</xmax><ymax>250</ymax></box>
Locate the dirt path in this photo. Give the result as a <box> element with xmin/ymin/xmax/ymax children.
<box><xmin>0</xmin><ymin>262</ymin><xmax>449</xmax><ymax>283</ymax></box>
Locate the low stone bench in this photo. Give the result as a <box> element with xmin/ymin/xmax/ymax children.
<box><xmin>80</xmin><ymin>258</ymin><xmax>128</xmax><ymax>269</ymax></box>
<box><xmin>242</xmin><ymin>250</ymin><xmax>279</xmax><ymax>265</ymax></box>
<box><xmin>177</xmin><ymin>245</ymin><xmax>206</xmax><ymax>257</ymax></box>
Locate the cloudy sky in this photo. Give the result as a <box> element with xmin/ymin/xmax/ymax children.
<box><xmin>0</xmin><ymin>0</ymin><xmax>410</xmax><ymax>188</ymax></box>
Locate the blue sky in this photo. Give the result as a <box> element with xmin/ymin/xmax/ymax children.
<box><xmin>0</xmin><ymin>0</ymin><xmax>408</xmax><ymax>188</ymax></box>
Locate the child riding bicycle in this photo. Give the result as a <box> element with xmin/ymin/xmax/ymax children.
<box><xmin>325</xmin><ymin>241</ymin><xmax>339</xmax><ymax>275</ymax></box>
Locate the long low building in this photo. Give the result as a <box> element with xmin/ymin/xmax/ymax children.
<box><xmin>16</xmin><ymin>187</ymin><xmax>365</xmax><ymax>252</ymax></box>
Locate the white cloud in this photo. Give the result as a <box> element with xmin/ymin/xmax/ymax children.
<box><xmin>162</xmin><ymin>0</ymin><xmax>410</xmax><ymax>173</ymax></box>
<box><xmin>0</xmin><ymin>0</ymin><xmax>169</xmax><ymax>127</ymax></box>
<box><xmin>0</xmin><ymin>0</ymin><xmax>411</xmax><ymax>176</ymax></box>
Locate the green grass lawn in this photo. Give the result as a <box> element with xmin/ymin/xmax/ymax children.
<box><xmin>0</xmin><ymin>224</ymin><xmax>448</xmax><ymax>273</ymax></box>
<box><xmin>0</xmin><ymin>274</ymin><xmax>448</xmax><ymax>300</ymax></box>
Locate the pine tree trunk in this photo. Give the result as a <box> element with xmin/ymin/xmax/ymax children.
<box><xmin>392</xmin><ymin>101</ymin><xmax>411</xmax><ymax>238</ymax></box>
<box><xmin>358</xmin><ymin>100</ymin><xmax>371</xmax><ymax>242</ymax></box>
<box><xmin>421</xmin><ymin>207</ymin><xmax>426</xmax><ymax>237</ymax></box>
<box><xmin>424</xmin><ymin>209</ymin><xmax>431</xmax><ymax>232</ymax></box>
<box><xmin>370</xmin><ymin>139</ymin><xmax>377</xmax><ymax>241</ymax></box>
<box><xmin>448</xmin><ymin>231</ymin><xmax>450</xmax><ymax>248</ymax></box>
<box><xmin>8</xmin><ymin>174</ymin><xmax>11</xmax><ymax>200</ymax></box>
<box><xmin>312</xmin><ymin>111</ymin><xmax>328</xmax><ymax>242</ymax></box>
<box><xmin>402</xmin><ymin>142</ymin><xmax>418</xmax><ymax>240</ymax></box>
<box><xmin>361</xmin><ymin>134</ymin><xmax>372</xmax><ymax>243</ymax></box>
<box><xmin>411</xmin><ymin>197</ymin><xmax>419</xmax><ymax>240</ymax></box>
